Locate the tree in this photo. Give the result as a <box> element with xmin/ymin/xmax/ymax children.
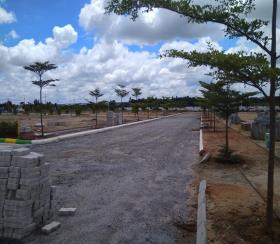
<box><xmin>24</xmin><ymin>61</ymin><xmax>58</xmax><ymax>137</ymax></box>
<box><xmin>89</xmin><ymin>88</ymin><xmax>104</xmax><ymax>127</ymax></box>
<box><xmin>131</xmin><ymin>87</ymin><xmax>142</xmax><ymax>100</ymax></box>
<box><xmin>200</xmin><ymin>81</ymin><xmax>256</xmax><ymax>155</ymax></box>
<box><xmin>106</xmin><ymin>0</ymin><xmax>279</xmax><ymax>231</ymax></box>
<box><xmin>132</xmin><ymin>87</ymin><xmax>142</xmax><ymax>120</ymax></box>
<box><xmin>115</xmin><ymin>84</ymin><xmax>129</xmax><ymax>121</ymax></box>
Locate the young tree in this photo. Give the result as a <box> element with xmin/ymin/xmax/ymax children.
<box><xmin>115</xmin><ymin>84</ymin><xmax>129</xmax><ymax>121</ymax></box>
<box><xmin>24</xmin><ymin>61</ymin><xmax>58</xmax><ymax>137</ymax></box>
<box><xmin>106</xmin><ymin>0</ymin><xmax>279</xmax><ymax>230</ymax></box>
<box><xmin>200</xmin><ymin>81</ymin><xmax>256</xmax><ymax>155</ymax></box>
<box><xmin>131</xmin><ymin>87</ymin><xmax>142</xmax><ymax>100</ymax></box>
<box><xmin>132</xmin><ymin>87</ymin><xmax>142</xmax><ymax>120</ymax></box>
<box><xmin>89</xmin><ymin>88</ymin><xmax>104</xmax><ymax>127</ymax></box>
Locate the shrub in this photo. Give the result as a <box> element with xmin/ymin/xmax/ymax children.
<box><xmin>215</xmin><ymin>145</ymin><xmax>243</xmax><ymax>164</ymax></box>
<box><xmin>0</xmin><ymin>121</ymin><xmax>18</xmax><ymax>138</ymax></box>
<box><xmin>74</xmin><ymin>105</ymin><xmax>82</xmax><ymax>116</ymax></box>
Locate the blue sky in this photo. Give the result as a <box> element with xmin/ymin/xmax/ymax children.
<box><xmin>0</xmin><ymin>0</ymin><xmax>238</xmax><ymax>52</ymax></box>
<box><xmin>1</xmin><ymin>0</ymin><xmax>88</xmax><ymax>48</ymax></box>
<box><xmin>0</xmin><ymin>0</ymin><xmax>276</xmax><ymax>103</ymax></box>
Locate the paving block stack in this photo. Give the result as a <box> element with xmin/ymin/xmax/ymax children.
<box><xmin>0</xmin><ymin>145</ymin><xmax>55</xmax><ymax>240</ymax></box>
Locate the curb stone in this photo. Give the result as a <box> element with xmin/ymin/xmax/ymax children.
<box><xmin>196</xmin><ymin>180</ymin><xmax>207</xmax><ymax>244</ymax></box>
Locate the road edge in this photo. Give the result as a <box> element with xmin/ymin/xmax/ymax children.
<box><xmin>32</xmin><ymin>113</ymin><xmax>183</xmax><ymax>145</ymax></box>
<box><xmin>196</xmin><ymin>180</ymin><xmax>207</xmax><ymax>244</ymax></box>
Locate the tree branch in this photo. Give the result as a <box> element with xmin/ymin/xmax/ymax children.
<box><xmin>163</xmin><ymin>7</ymin><xmax>271</xmax><ymax>55</ymax></box>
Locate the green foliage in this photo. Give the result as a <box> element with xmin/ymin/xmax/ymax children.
<box><xmin>199</xmin><ymin>81</ymin><xmax>256</xmax><ymax>118</ymax></box>
<box><xmin>131</xmin><ymin>103</ymin><xmax>139</xmax><ymax>114</ymax></box>
<box><xmin>106</xmin><ymin>0</ymin><xmax>269</xmax><ymax>51</ymax></box>
<box><xmin>163</xmin><ymin>49</ymin><xmax>279</xmax><ymax>97</ymax></box>
<box><xmin>0</xmin><ymin>121</ymin><xmax>18</xmax><ymax>138</ymax></box>
<box><xmin>74</xmin><ymin>105</ymin><xmax>82</xmax><ymax>116</ymax></box>
<box><xmin>215</xmin><ymin>145</ymin><xmax>243</xmax><ymax>164</ymax></box>
<box><xmin>115</xmin><ymin>84</ymin><xmax>129</xmax><ymax>99</ymax></box>
<box><xmin>24</xmin><ymin>61</ymin><xmax>59</xmax><ymax>91</ymax></box>
<box><xmin>89</xmin><ymin>88</ymin><xmax>104</xmax><ymax>102</ymax></box>
<box><xmin>132</xmin><ymin>88</ymin><xmax>142</xmax><ymax>100</ymax></box>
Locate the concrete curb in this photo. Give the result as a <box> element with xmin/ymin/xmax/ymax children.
<box><xmin>32</xmin><ymin>113</ymin><xmax>183</xmax><ymax>145</ymax></box>
<box><xmin>199</xmin><ymin>129</ymin><xmax>204</xmax><ymax>155</ymax></box>
<box><xmin>196</xmin><ymin>180</ymin><xmax>207</xmax><ymax>244</ymax></box>
<box><xmin>199</xmin><ymin>114</ymin><xmax>204</xmax><ymax>155</ymax></box>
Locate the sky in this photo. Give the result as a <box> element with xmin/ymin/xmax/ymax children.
<box><xmin>0</xmin><ymin>0</ymin><xmax>279</xmax><ymax>104</ymax></box>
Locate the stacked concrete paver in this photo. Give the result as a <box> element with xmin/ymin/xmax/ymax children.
<box><xmin>0</xmin><ymin>145</ymin><xmax>55</xmax><ymax>240</ymax></box>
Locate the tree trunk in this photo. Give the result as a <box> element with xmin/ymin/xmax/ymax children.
<box><xmin>225</xmin><ymin>111</ymin><xmax>229</xmax><ymax>154</ymax></box>
<box><xmin>266</xmin><ymin>0</ymin><xmax>277</xmax><ymax>231</ymax></box>
<box><xmin>210</xmin><ymin>109</ymin><xmax>213</xmax><ymax>128</ymax></box>
<box><xmin>39</xmin><ymin>87</ymin><xmax>44</xmax><ymax>137</ymax></box>
<box><xmin>121</xmin><ymin>97</ymin><xmax>123</xmax><ymax>122</ymax></box>
<box><xmin>214</xmin><ymin>111</ymin><xmax>216</xmax><ymax>132</ymax></box>
<box><xmin>95</xmin><ymin>98</ymin><xmax>98</xmax><ymax>127</ymax></box>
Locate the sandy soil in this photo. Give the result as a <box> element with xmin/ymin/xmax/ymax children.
<box><xmin>196</xmin><ymin>115</ymin><xmax>280</xmax><ymax>243</ymax></box>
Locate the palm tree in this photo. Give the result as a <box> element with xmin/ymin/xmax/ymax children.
<box><xmin>24</xmin><ymin>61</ymin><xmax>58</xmax><ymax>137</ymax></box>
<box><xmin>115</xmin><ymin>84</ymin><xmax>129</xmax><ymax>122</ymax></box>
<box><xmin>132</xmin><ymin>87</ymin><xmax>142</xmax><ymax>121</ymax></box>
<box><xmin>89</xmin><ymin>88</ymin><xmax>104</xmax><ymax>127</ymax></box>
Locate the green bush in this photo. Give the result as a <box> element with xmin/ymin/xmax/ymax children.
<box><xmin>0</xmin><ymin>121</ymin><xmax>18</xmax><ymax>138</ymax></box>
<box><xmin>215</xmin><ymin>145</ymin><xmax>243</xmax><ymax>164</ymax></box>
<box><xmin>74</xmin><ymin>105</ymin><xmax>82</xmax><ymax>116</ymax></box>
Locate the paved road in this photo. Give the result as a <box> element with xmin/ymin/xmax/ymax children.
<box><xmin>25</xmin><ymin>113</ymin><xmax>199</xmax><ymax>244</ymax></box>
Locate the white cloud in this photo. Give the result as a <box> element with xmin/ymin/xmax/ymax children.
<box><xmin>46</xmin><ymin>24</ymin><xmax>78</xmax><ymax>49</ymax></box>
<box><xmin>8</xmin><ymin>30</ymin><xmax>19</xmax><ymax>39</ymax></box>
<box><xmin>160</xmin><ymin>37</ymin><xmax>222</xmax><ymax>53</ymax></box>
<box><xmin>0</xmin><ymin>6</ymin><xmax>16</xmax><ymax>24</ymax></box>
<box><xmin>0</xmin><ymin>35</ymin><xmax>217</xmax><ymax>103</ymax></box>
<box><xmin>79</xmin><ymin>0</ymin><xmax>224</xmax><ymax>45</ymax></box>
<box><xmin>0</xmin><ymin>0</ymin><xmax>279</xmax><ymax>104</ymax></box>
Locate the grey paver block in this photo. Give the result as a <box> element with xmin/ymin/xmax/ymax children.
<box><xmin>12</xmin><ymin>147</ymin><xmax>30</xmax><ymax>156</ymax></box>
<box><xmin>58</xmin><ymin>207</ymin><xmax>77</xmax><ymax>216</ymax></box>
<box><xmin>16</xmin><ymin>189</ymin><xmax>31</xmax><ymax>200</ymax></box>
<box><xmin>41</xmin><ymin>221</ymin><xmax>61</xmax><ymax>234</ymax></box>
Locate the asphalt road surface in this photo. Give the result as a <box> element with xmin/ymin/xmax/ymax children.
<box><xmin>25</xmin><ymin>113</ymin><xmax>199</xmax><ymax>244</ymax></box>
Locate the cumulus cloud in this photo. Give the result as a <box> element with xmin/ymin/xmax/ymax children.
<box><xmin>46</xmin><ymin>24</ymin><xmax>78</xmax><ymax>49</ymax></box>
<box><xmin>51</xmin><ymin>38</ymin><xmax>214</xmax><ymax>102</ymax></box>
<box><xmin>7</xmin><ymin>30</ymin><xmax>19</xmax><ymax>39</ymax></box>
<box><xmin>0</xmin><ymin>0</ymin><xmax>279</xmax><ymax>104</ymax></box>
<box><xmin>0</xmin><ymin>24</ymin><xmax>79</xmax><ymax>103</ymax></box>
<box><xmin>79</xmin><ymin>0</ymin><xmax>224</xmax><ymax>45</ymax></box>
<box><xmin>0</xmin><ymin>6</ymin><xmax>16</xmax><ymax>24</ymax></box>
<box><xmin>0</xmin><ymin>34</ymin><xmax>217</xmax><ymax>103</ymax></box>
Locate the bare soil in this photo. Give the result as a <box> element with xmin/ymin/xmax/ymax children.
<box><xmin>196</xmin><ymin>115</ymin><xmax>280</xmax><ymax>243</ymax></box>
<box><xmin>0</xmin><ymin>111</ymin><xmax>171</xmax><ymax>137</ymax></box>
